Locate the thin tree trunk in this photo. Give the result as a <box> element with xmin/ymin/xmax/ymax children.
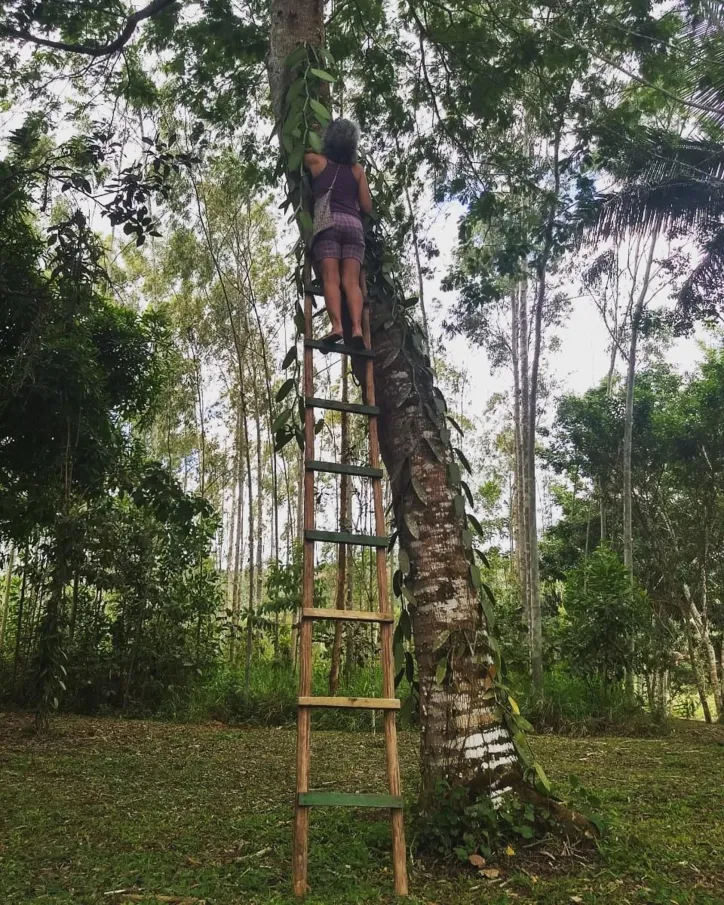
<box><xmin>244</xmin><ymin>395</ymin><xmax>255</xmax><ymax>698</ymax></box>
<box><xmin>685</xmin><ymin>622</ymin><xmax>712</xmax><ymax>723</ymax></box>
<box><xmin>518</xmin><ymin>277</ymin><xmax>534</xmax><ymax>670</ymax></box>
<box><xmin>0</xmin><ymin>545</ymin><xmax>15</xmax><ymax>655</ymax></box>
<box><xmin>623</xmin><ymin>238</ymin><xmax>656</xmax><ymax>697</ymax></box>
<box><xmin>511</xmin><ymin>288</ymin><xmax>529</xmax><ymax>628</ymax></box>
<box><xmin>11</xmin><ymin>550</ymin><xmax>28</xmax><ymax>696</ymax></box>
<box><xmin>683</xmin><ymin>583</ymin><xmax>722</xmax><ymax>720</ymax></box>
<box><xmin>230</xmin><ymin>405</ymin><xmax>245</xmax><ymax>666</ymax></box>
<box><xmin>68</xmin><ymin>570</ymin><xmax>80</xmax><ymax>643</ymax></box>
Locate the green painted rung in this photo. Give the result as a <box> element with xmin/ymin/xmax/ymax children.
<box><xmin>304</xmin><ymin>282</ymin><xmax>324</xmax><ymax>296</ymax></box>
<box><xmin>306</xmin><ymin>397</ymin><xmax>379</xmax><ymax>416</ymax></box>
<box><xmin>305</xmin><ymin>338</ymin><xmax>375</xmax><ymax>359</ymax></box>
<box><xmin>306</xmin><ymin>459</ymin><xmax>383</xmax><ymax>479</ymax></box>
<box><xmin>298</xmin><ymin>792</ymin><xmax>403</xmax><ymax>809</ymax></box>
<box><xmin>305</xmin><ymin>529</ymin><xmax>389</xmax><ymax>548</ymax></box>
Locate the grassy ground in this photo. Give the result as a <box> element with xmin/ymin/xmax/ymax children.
<box><xmin>1</xmin><ymin>713</ymin><xmax>723</xmax><ymax>905</ymax></box>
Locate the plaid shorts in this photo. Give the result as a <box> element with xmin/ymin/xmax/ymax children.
<box><xmin>313</xmin><ymin>211</ymin><xmax>365</xmax><ymax>263</ymax></box>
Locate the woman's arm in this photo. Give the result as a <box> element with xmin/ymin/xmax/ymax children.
<box><xmin>353</xmin><ymin>164</ymin><xmax>373</xmax><ymax>214</ymax></box>
<box><xmin>304</xmin><ymin>151</ymin><xmax>326</xmax><ymax>177</ymax></box>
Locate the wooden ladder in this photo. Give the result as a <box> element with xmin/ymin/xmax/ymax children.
<box><xmin>292</xmin><ymin>270</ymin><xmax>408</xmax><ymax>897</ymax></box>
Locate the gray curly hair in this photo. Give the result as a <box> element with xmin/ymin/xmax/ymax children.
<box><xmin>322</xmin><ymin>118</ymin><xmax>360</xmax><ymax>165</ymax></box>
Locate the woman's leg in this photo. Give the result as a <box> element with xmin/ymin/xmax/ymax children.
<box><xmin>341</xmin><ymin>258</ymin><xmax>363</xmax><ymax>339</ymax></box>
<box><xmin>320</xmin><ymin>257</ymin><xmax>343</xmax><ymax>337</ymax></box>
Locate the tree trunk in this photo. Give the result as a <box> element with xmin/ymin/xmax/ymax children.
<box><xmin>244</xmin><ymin>395</ymin><xmax>255</xmax><ymax>699</ymax></box>
<box><xmin>623</xmin><ymin>238</ymin><xmax>655</xmax><ymax>698</ymax></box>
<box><xmin>0</xmin><ymin>545</ymin><xmax>15</xmax><ymax>655</ymax></box>
<box><xmin>527</xmin><ymin>271</ymin><xmax>544</xmax><ymax>697</ymax></box>
<box><xmin>11</xmin><ymin>550</ymin><xmax>27</xmax><ymax>696</ymax></box>
<box><xmin>269</xmin><ymin>0</ymin><xmax>525</xmax><ymax>803</ymax></box>
<box><xmin>685</xmin><ymin>622</ymin><xmax>711</xmax><ymax>723</ymax></box>
<box><xmin>230</xmin><ymin>405</ymin><xmax>245</xmax><ymax>666</ymax></box>
<box><xmin>511</xmin><ymin>288</ymin><xmax>529</xmax><ymax>629</ymax></box>
<box><xmin>682</xmin><ymin>583</ymin><xmax>722</xmax><ymax>721</ymax></box>
<box><xmin>329</xmin><ymin>358</ymin><xmax>350</xmax><ymax>694</ymax></box>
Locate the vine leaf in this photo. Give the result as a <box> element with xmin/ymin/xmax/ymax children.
<box><xmin>282</xmin><ymin>345</ymin><xmax>297</xmax><ymax>369</ymax></box>
<box><xmin>461</xmin><ymin>480</ymin><xmax>474</xmax><ymax>507</ymax></box>
<box><xmin>454</xmin><ymin>446</ymin><xmax>472</xmax><ymax>474</ymax></box>
<box><xmin>398</xmin><ymin>548</ymin><xmax>410</xmax><ymax>573</ymax></box>
<box><xmin>276</xmin><ymin>378</ymin><xmax>295</xmax><ymax>402</ymax></box>
<box><xmin>435</xmin><ymin>655</ymin><xmax>448</xmax><ymax>685</ymax></box>
<box><xmin>447</xmin><ymin>462</ymin><xmax>461</xmax><ymax>486</ymax></box>
<box><xmin>310</xmin><ymin>67</ymin><xmax>335</xmax><ymax>82</ymax></box>
<box><xmin>467</xmin><ymin>512</ymin><xmax>485</xmax><ymax>537</ymax></box>
<box><xmin>310</xmin><ymin>98</ymin><xmax>331</xmax><ymax>120</ymax></box>
<box><xmin>446</xmin><ymin>413</ymin><xmax>464</xmax><ymax>436</ymax></box>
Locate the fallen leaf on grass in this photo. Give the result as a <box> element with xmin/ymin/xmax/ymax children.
<box><xmin>570</xmin><ymin>897</ymin><xmax>584</xmax><ymax>903</ymax></box>
<box><xmin>481</xmin><ymin>868</ymin><xmax>500</xmax><ymax>879</ymax></box>
<box><xmin>505</xmin><ymin>844</ymin><xmax>515</xmax><ymax>856</ymax></box>
<box><xmin>468</xmin><ymin>853</ymin><xmax>486</xmax><ymax>868</ymax></box>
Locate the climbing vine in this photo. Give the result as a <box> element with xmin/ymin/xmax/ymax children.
<box><xmin>274</xmin><ymin>44</ymin><xmax>553</xmax><ymax>804</ymax></box>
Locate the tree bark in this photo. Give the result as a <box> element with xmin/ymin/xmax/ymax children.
<box><xmin>511</xmin><ymin>288</ymin><xmax>529</xmax><ymax>630</ymax></box>
<box><xmin>623</xmin><ymin>238</ymin><xmax>655</xmax><ymax>698</ymax></box>
<box><xmin>526</xmin><ymin>270</ymin><xmax>544</xmax><ymax>697</ymax></box>
<box><xmin>685</xmin><ymin>621</ymin><xmax>712</xmax><ymax>723</ymax></box>
<box><xmin>0</xmin><ymin>546</ymin><xmax>15</xmax><ymax>655</ymax></box>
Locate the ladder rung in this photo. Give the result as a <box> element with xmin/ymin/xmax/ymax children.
<box><xmin>306</xmin><ymin>397</ymin><xmax>379</xmax><ymax>416</ymax></box>
<box><xmin>299</xmin><ymin>792</ymin><xmax>403</xmax><ymax>808</ymax></box>
<box><xmin>305</xmin><ymin>338</ymin><xmax>375</xmax><ymax>359</ymax></box>
<box><xmin>303</xmin><ymin>607</ymin><xmax>393</xmax><ymax>622</ymax></box>
<box><xmin>305</xmin><ymin>459</ymin><xmax>383</xmax><ymax>479</ymax></box>
<box><xmin>299</xmin><ymin>696</ymin><xmax>400</xmax><ymax>709</ymax></box>
<box><xmin>305</xmin><ymin>529</ymin><xmax>388</xmax><ymax>548</ymax></box>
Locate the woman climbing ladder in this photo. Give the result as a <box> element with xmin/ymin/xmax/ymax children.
<box><xmin>304</xmin><ymin>118</ymin><xmax>373</xmax><ymax>349</ymax></box>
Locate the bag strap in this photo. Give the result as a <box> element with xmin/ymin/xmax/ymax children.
<box><xmin>327</xmin><ymin>164</ymin><xmax>340</xmax><ymax>193</ymax></box>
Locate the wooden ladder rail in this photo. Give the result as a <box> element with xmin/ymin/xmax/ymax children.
<box><xmin>291</xmin><ymin>264</ymin><xmax>408</xmax><ymax>897</ymax></box>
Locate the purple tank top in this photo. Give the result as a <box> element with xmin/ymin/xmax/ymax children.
<box><xmin>312</xmin><ymin>162</ymin><xmax>361</xmax><ymax>220</ymax></box>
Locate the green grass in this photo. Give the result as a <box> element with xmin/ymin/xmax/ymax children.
<box><xmin>1</xmin><ymin>713</ymin><xmax>723</xmax><ymax>904</ymax></box>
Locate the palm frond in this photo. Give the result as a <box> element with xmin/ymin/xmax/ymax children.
<box><xmin>593</xmin><ymin>131</ymin><xmax>724</xmax><ymax>239</ymax></box>
<box><xmin>676</xmin><ymin>225</ymin><xmax>724</xmax><ymax>330</ymax></box>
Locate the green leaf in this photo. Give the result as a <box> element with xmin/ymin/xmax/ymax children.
<box><xmin>454</xmin><ymin>446</ymin><xmax>472</xmax><ymax>474</ymax></box>
<box><xmin>462</xmin><ymin>529</ymin><xmax>473</xmax><ymax>549</ymax></box>
<box><xmin>398</xmin><ymin>548</ymin><xmax>410</xmax><ymax>573</ymax></box>
<box><xmin>399</xmin><ymin>606</ymin><xmax>412</xmax><ymax>639</ymax></box>
<box><xmin>446</xmin><ymin>414</ymin><xmax>464</xmax><ymax>436</ymax></box>
<box><xmin>393</xmin><ymin>569</ymin><xmax>403</xmax><ymax>598</ymax></box>
<box><xmin>447</xmin><ymin>462</ymin><xmax>461</xmax><ymax>485</ymax></box>
<box><xmin>310</xmin><ymin>67</ymin><xmax>335</xmax><ymax>82</ymax></box>
<box><xmin>309</xmin><ymin>98</ymin><xmax>331</xmax><ymax>121</ymax></box>
<box><xmin>453</xmin><ymin>494</ymin><xmax>465</xmax><ymax>517</ymax></box>
<box><xmin>272</xmin><ymin>408</ymin><xmax>292</xmax><ymax>432</ymax></box>
<box><xmin>470</xmin><ymin>563</ymin><xmax>482</xmax><ymax>589</ymax></box>
<box><xmin>404</xmin><ymin>513</ymin><xmax>420</xmax><ymax>540</ymax></box>
<box><xmin>461</xmin><ymin>480</ymin><xmax>474</xmax><ymax>507</ymax></box>
<box><xmin>284</xmin><ymin>45</ymin><xmax>307</xmax><ymax>68</ymax></box>
<box><xmin>282</xmin><ymin>345</ymin><xmax>297</xmax><ymax>369</ymax></box>
<box><xmin>297</xmin><ymin>210</ymin><xmax>313</xmax><ymax>232</ymax></box>
<box><xmin>306</xmin><ymin>130</ymin><xmax>322</xmax><ymax>153</ymax></box>
<box><xmin>394</xmin><ymin>634</ymin><xmax>405</xmax><ymax>673</ymax></box>
<box><xmin>439</xmin><ymin>426</ymin><xmax>451</xmax><ymax>446</ymax></box>
<box><xmin>287</xmin><ymin>143</ymin><xmax>303</xmax><ymax>171</ymax></box>
<box><xmin>534</xmin><ymin>762</ymin><xmax>552</xmax><ymax>793</ymax></box>
<box><xmin>276</xmin><ymin>378</ymin><xmax>295</xmax><ymax>402</ymax></box>
<box><xmin>435</xmin><ymin>656</ymin><xmax>448</xmax><ymax>685</ymax></box>
<box><xmin>467</xmin><ymin>512</ymin><xmax>485</xmax><ymax>537</ymax></box>
<box><xmin>294</xmin><ymin>309</ymin><xmax>306</xmax><ymax>334</ymax></box>
<box><xmin>401</xmin><ymin>585</ymin><xmax>417</xmax><ymax>608</ymax></box>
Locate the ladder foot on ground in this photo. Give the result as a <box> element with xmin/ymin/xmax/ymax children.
<box><xmin>292</xmin><ymin>262</ymin><xmax>408</xmax><ymax>897</ymax></box>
